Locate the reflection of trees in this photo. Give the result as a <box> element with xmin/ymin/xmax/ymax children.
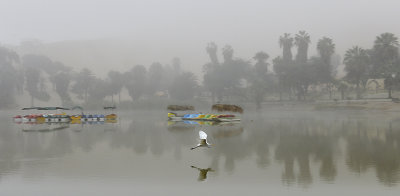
<box><xmin>2</xmin><ymin>112</ymin><xmax>400</xmax><ymax>187</ymax></box>
<box><xmin>274</xmin><ymin>118</ymin><xmax>339</xmax><ymax>186</ymax></box>
<box><xmin>206</xmin><ymin>124</ymin><xmax>247</xmax><ymax>173</ymax></box>
<box><xmin>166</xmin><ymin>122</ymin><xmax>195</xmax><ymax>160</ymax></box>
<box><xmin>345</xmin><ymin>120</ymin><xmax>400</xmax><ymax>186</ymax></box>
<box><xmin>345</xmin><ymin>121</ymin><xmax>371</xmax><ymax>173</ymax></box>
<box><xmin>0</xmin><ymin>121</ymin><xmax>23</xmax><ymax>181</ymax></box>
<box><xmin>314</xmin><ymin>135</ymin><xmax>336</xmax><ymax>182</ymax></box>
<box><xmin>75</xmin><ymin>125</ymin><xmax>105</xmax><ymax>153</ymax></box>
<box><xmin>130</xmin><ymin>119</ymin><xmax>149</xmax><ymax>154</ymax></box>
<box><xmin>246</xmin><ymin>119</ymin><xmax>275</xmax><ymax>169</ymax></box>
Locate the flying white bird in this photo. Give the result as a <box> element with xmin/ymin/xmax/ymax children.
<box><xmin>191</xmin><ymin>130</ymin><xmax>211</xmax><ymax>150</ymax></box>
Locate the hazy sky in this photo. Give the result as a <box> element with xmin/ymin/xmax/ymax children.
<box><xmin>1</xmin><ymin>0</ymin><xmax>400</xmax><ymax>74</ymax></box>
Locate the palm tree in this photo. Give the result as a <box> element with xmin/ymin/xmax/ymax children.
<box><xmin>147</xmin><ymin>62</ymin><xmax>164</xmax><ymax>96</ymax></box>
<box><xmin>125</xmin><ymin>65</ymin><xmax>147</xmax><ymax>101</ymax></box>
<box><xmin>206</xmin><ymin>42</ymin><xmax>219</xmax><ymax>65</ymax></box>
<box><xmin>317</xmin><ymin>37</ymin><xmax>335</xmax><ymax>99</ymax></box>
<box><xmin>107</xmin><ymin>70</ymin><xmax>124</xmax><ymax>104</ymax></box>
<box><xmin>317</xmin><ymin>37</ymin><xmax>335</xmax><ymax>66</ymax></box>
<box><xmin>279</xmin><ymin>33</ymin><xmax>294</xmax><ymax>62</ymax></box>
<box><xmin>252</xmin><ymin>51</ymin><xmax>270</xmax><ymax>108</ymax></box>
<box><xmin>373</xmin><ymin>33</ymin><xmax>399</xmax><ymax>57</ymax></box>
<box><xmin>169</xmin><ymin>72</ymin><xmax>198</xmax><ymax>100</ymax></box>
<box><xmin>372</xmin><ymin>33</ymin><xmax>399</xmax><ymax>95</ymax></box>
<box><xmin>254</xmin><ymin>51</ymin><xmax>269</xmax><ymax>63</ymax></box>
<box><xmin>222</xmin><ymin>45</ymin><xmax>234</xmax><ymax>63</ymax></box>
<box><xmin>371</xmin><ymin>33</ymin><xmax>399</xmax><ymax>98</ymax></box>
<box><xmin>71</xmin><ymin>68</ymin><xmax>94</xmax><ymax>103</ymax></box>
<box><xmin>54</xmin><ymin>71</ymin><xmax>72</xmax><ymax>106</ymax></box>
<box><xmin>294</xmin><ymin>31</ymin><xmax>311</xmax><ymax>63</ymax></box>
<box><xmin>294</xmin><ymin>31</ymin><xmax>312</xmax><ymax>100</ymax></box>
<box><xmin>344</xmin><ymin>46</ymin><xmax>370</xmax><ymax>99</ymax></box>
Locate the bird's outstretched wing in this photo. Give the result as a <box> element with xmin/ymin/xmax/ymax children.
<box><xmin>199</xmin><ymin>130</ymin><xmax>207</xmax><ymax>139</ymax></box>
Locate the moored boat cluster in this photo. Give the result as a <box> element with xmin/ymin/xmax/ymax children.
<box><xmin>13</xmin><ymin>113</ymin><xmax>118</xmax><ymax>124</ymax></box>
<box><xmin>168</xmin><ymin>112</ymin><xmax>240</xmax><ymax>122</ymax></box>
<box><xmin>167</xmin><ymin>104</ymin><xmax>242</xmax><ymax>122</ymax></box>
<box><xmin>13</xmin><ymin>106</ymin><xmax>118</xmax><ymax>124</ymax></box>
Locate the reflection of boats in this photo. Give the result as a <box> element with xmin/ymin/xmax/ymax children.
<box><xmin>82</xmin><ymin>120</ymin><xmax>105</xmax><ymax>125</ymax></box>
<box><xmin>213</xmin><ymin>127</ymin><xmax>244</xmax><ymax>139</ymax></box>
<box><xmin>167</xmin><ymin>120</ymin><xmax>239</xmax><ymax>132</ymax></box>
<box><xmin>22</xmin><ymin>122</ymin><xmax>70</xmax><ymax>132</ymax></box>
<box><xmin>105</xmin><ymin>118</ymin><xmax>117</xmax><ymax>123</ymax></box>
<box><xmin>70</xmin><ymin>119</ymin><xmax>82</xmax><ymax>124</ymax></box>
<box><xmin>168</xmin><ymin>113</ymin><xmax>240</xmax><ymax>122</ymax></box>
<box><xmin>167</xmin><ymin>121</ymin><xmax>196</xmax><ymax>132</ymax></box>
<box><xmin>168</xmin><ymin>120</ymin><xmax>240</xmax><ymax>126</ymax></box>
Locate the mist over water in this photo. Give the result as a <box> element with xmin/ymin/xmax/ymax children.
<box><xmin>1</xmin><ymin>110</ymin><xmax>400</xmax><ymax>195</ymax></box>
<box><xmin>2</xmin><ymin>1</ymin><xmax>400</xmax><ymax>195</ymax></box>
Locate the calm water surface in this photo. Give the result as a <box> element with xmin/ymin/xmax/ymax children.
<box><xmin>1</xmin><ymin>110</ymin><xmax>400</xmax><ymax>195</ymax></box>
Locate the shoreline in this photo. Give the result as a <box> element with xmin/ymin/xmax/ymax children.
<box><xmin>256</xmin><ymin>99</ymin><xmax>400</xmax><ymax>112</ymax></box>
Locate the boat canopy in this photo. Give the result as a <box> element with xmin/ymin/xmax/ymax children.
<box><xmin>22</xmin><ymin>107</ymin><xmax>69</xmax><ymax>110</ymax></box>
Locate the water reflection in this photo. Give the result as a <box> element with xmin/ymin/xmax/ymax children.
<box><xmin>21</xmin><ymin>122</ymin><xmax>70</xmax><ymax>132</ymax></box>
<box><xmin>274</xmin><ymin>118</ymin><xmax>339</xmax><ymax>186</ymax></box>
<box><xmin>345</xmin><ymin>120</ymin><xmax>400</xmax><ymax>186</ymax></box>
<box><xmin>0</xmin><ymin>111</ymin><xmax>400</xmax><ymax>187</ymax></box>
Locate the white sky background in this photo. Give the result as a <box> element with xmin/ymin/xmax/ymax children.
<box><xmin>1</xmin><ymin>0</ymin><xmax>400</xmax><ymax>75</ymax></box>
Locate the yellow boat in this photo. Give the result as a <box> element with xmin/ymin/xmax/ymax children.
<box><xmin>70</xmin><ymin>119</ymin><xmax>82</xmax><ymax>124</ymax></box>
<box><xmin>36</xmin><ymin>116</ymin><xmax>46</xmax><ymax>124</ymax></box>
<box><xmin>105</xmin><ymin>114</ymin><xmax>117</xmax><ymax>120</ymax></box>
<box><xmin>70</xmin><ymin>115</ymin><xmax>82</xmax><ymax>120</ymax></box>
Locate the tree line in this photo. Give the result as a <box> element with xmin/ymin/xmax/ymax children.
<box><xmin>0</xmin><ymin>50</ymin><xmax>197</xmax><ymax>109</ymax></box>
<box><xmin>0</xmin><ymin>31</ymin><xmax>399</xmax><ymax>109</ymax></box>
<box><xmin>203</xmin><ymin>31</ymin><xmax>400</xmax><ymax>108</ymax></box>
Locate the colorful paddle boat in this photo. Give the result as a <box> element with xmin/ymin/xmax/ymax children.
<box><xmin>167</xmin><ymin>112</ymin><xmax>240</xmax><ymax>122</ymax></box>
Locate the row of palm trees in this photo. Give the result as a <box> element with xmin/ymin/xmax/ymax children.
<box><xmin>201</xmin><ymin>31</ymin><xmax>399</xmax><ymax>106</ymax></box>
<box><xmin>274</xmin><ymin>31</ymin><xmax>398</xmax><ymax>101</ymax></box>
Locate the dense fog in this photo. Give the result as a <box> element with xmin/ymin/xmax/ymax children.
<box><xmin>1</xmin><ymin>0</ymin><xmax>400</xmax><ymax>109</ymax></box>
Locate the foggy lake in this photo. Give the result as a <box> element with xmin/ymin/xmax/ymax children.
<box><xmin>3</xmin><ymin>0</ymin><xmax>400</xmax><ymax>195</ymax></box>
<box><xmin>1</xmin><ymin>110</ymin><xmax>400</xmax><ymax>196</ymax></box>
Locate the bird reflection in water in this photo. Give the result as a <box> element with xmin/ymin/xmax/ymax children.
<box><xmin>191</xmin><ymin>166</ymin><xmax>214</xmax><ymax>181</ymax></box>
